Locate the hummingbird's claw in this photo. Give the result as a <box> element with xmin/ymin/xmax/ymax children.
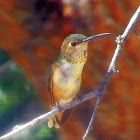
<box><xmin>56</xmin><ymin>101</ymin><xmax>62</xmax><ymax>112</ymax></box>
<box><xmin>77</xmin><ymin>95</ymin><xmax>83</xmax><ymax>103</ymax></box>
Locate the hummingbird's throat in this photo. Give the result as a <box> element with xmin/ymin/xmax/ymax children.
<box><xmin>63</xmin><ymin>48</ymin><xmax>88</xmax><ymax>64</ymax></box>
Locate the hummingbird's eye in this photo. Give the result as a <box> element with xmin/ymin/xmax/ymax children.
<box><xmin>71</xmin><ymin>42</ymin><xmax>77</xmax><ymax>47</ymax></box>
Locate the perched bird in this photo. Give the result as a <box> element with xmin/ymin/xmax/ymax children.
<box><xmin>48</xmin><ymin>33</ymin><xmax>110</xmax><ymax>128</ymax></box>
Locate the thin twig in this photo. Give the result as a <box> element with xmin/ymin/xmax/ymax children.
<box><xmin>83</xmin><ymin>96</ymin><xmax>101</xmax><ymax>140</ymax></box>
<box><xmin>83</xmin><ymin>5</ymin><xmax>140</xmax><ymax>140</ymax></box>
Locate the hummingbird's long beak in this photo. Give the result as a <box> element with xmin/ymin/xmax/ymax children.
<box><xmin>82</xmin><ymin>33</ymin><xmax>111</xmax><ymax>42</ymax></box>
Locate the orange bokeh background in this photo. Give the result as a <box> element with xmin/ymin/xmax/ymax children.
<box><xmin>0</xmin><ymin>0</ymin><xmax>140</xmax><ymax>139</ymax></box>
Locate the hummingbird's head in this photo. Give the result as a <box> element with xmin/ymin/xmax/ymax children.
<box><xmin>61</xmin><ymin>34</ymin><xmax>88</xmax><ymax>64</ymax></box>
<box><xmin>60</xmin><ymin>33</ymin><xmax>110</xmax><ymax>64</ymax></box>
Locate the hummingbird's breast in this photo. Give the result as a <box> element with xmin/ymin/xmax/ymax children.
<box><xmin>53</xmin><ymin>59</ymin><xmax>84</xmax><ymax>105</ymax></box>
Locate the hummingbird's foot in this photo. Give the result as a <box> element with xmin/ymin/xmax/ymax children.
<box><xmin>56</xmin><ymin>101</ymin><xmax>62</xmax><ymax>112</ymax></box>
<box><xmin>77</xmin><ymin>95</ymin><xmax>83</xmax><ymax>103</ymax></box>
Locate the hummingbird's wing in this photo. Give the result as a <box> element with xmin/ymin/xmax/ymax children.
<box><xmin>48</xmin><ymin>63</ymin><xmax>74</xmax><ymax>127</ymax></box>
<box><xmin>48</xmin><ymin>65</ymin><xmax>55</xmax><ymax>106</ymax></box>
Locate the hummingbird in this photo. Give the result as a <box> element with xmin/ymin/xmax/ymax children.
<box><xmin>48</xmin><ymin>33</ymin><xmax>110</xmax><ymax>128</ymax></box>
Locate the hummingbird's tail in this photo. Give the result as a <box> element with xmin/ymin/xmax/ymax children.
<box><xmin>48</xmin><ymin>116</ymin><xmax>60</xmax><ymax>128</ymax></box>
<box><xmin>48</xmin><ymin>107</ymin><xmax>74</xmax><ymax>128</ymax></box>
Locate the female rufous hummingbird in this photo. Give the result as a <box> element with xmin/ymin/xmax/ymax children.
<box><xmin>48</xmin><ymin>33</ymin><xmax>110</xmax><ymax>128</ymax></box>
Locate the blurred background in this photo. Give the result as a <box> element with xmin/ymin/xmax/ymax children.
<box><xmin>0</xmin><ymin>0</ymin><xmax>140</xmax><ymax>139</ymax></box>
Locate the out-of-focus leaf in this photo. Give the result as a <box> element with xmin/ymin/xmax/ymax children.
<box><xmin>35</xmin><ymin>125</ymin><xmax>53</xmax><ymax>139</ymax></box>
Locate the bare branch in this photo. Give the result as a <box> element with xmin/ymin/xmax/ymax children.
<box><xmin>83</xmin><ymin>5</ymin><xmax>140</xmax><ymax>140</ymax></box>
